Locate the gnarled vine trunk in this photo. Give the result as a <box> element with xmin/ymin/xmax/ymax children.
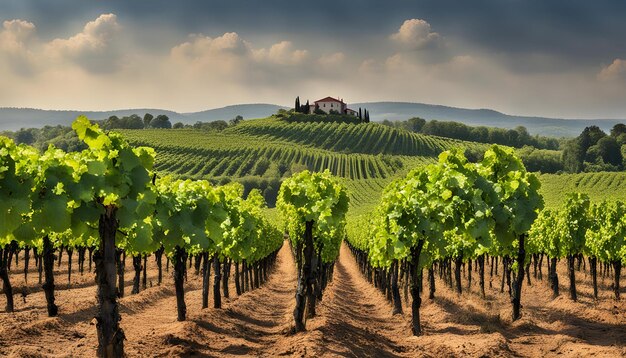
<box><xmin>1</xmin><ymin>246</ymin><xmax>15</xmax><ymax>313</ymax></box>
<box><xmin>550</xmin><ymin>257</ymin><xmax>559</xmax><ymax>298</ymax></box>
<box><xmin>590</xmin><ymin>257</ymin><xmax>598</xmax><ymax>299</ymax></box>
<box><xmin>42</xmin><ymin>235</ymin><xmax>58</xmax><ymax>316</ymax></box>
<box><xmin>95</xmin><ymin>206</ymin><xmax>125</xmax><ymax>358</ymax></box>
<box><xmin>115</xmin><ymin>249</ymin><xmax>124</xmax><ymax>298</ymax></box>
<box><xmin>409</xmin><ymin>240</ymin><xmax>425</xmax><ymax>336</ymax></box>
<box><xmin>613</xmin><ymin>260</ymin><xmax>621</xmax><ymax>300</ymax></box>
<box><xmin>478</xmin><ymin>254</ymin><xmax>485</xmax><ymax>297</ymax></box>
<box><xmin>201</xmin><ymin>252</ymin><xmax>211</xmax><ymax>309</ymax></box>
<box><xmin>173</xmin><ymin>246</ymin><xmax>187</xmax><ymax>321</ymax></box>
<box><xmin>567</xmin><ymin>255</ymin><xmax>577</xmax><ymax>301</ymax></box>
<box><xmin>213</xmin><ymin>254</ymin><xmax>221</xmax><ymax>309</ymax></box>
<box><xmin>131</xmin><ymin>255</ymin><xmax>141</xmax><ymax>295</ymax></box>
<box><xmin>511</xmin><ymin>234</ymin><xmax>526</xmax><ymax>321</ymax></box>
<box><xmin>294</xmin><ymin>221</ymin><xmax>313</xmax><ymax>332</ymax></box>
<box><xmin>391</xmin><ymin>260</ymin><xmax>402</xmax><ymax>314</ymax></box>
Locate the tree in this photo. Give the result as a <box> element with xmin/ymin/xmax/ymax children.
<box><xmin>579</xmin><ymin>126</ymin><xmax>607</xmax><ymax>151</ymax></box>
<box><xmin>562</xmin><ymin>140</ymin><xmax>585</xmax><ymax>173</ymax></box>
<box><xmin>229</xmin><ymin>115</ymin><xmax>243</xmax><ymax>126</ymax></box>
<box><xmin>596</xmin><ymin>136</ymin><xmax>622</xmax><ymax>167</ymax></box>
<box><xmin>150</xmin><ymin>115</ymin><xmax>172</xmax><ymax>129</ymax></box>
<box><xmin>173</xmin><ymin>122</ymin><xmax>184</xmax><ymax>129</ymax></box>
<box><xmin>406</xmin><ymin>117</ymin><xmax>426</xmax><ymax>132</ymax></box>
<box><xmin>295</xmin><ymin>96</ymin><xmax>301</xmax><ymax>113</ymax></box>
<box><xmin>610</xmin><ymin>123</ymin><xmax>626</xmax><ymax>138</ymax></box>
<box><xmin>14</xmin><ymin>128</ymin><xmax>36</xmax><ymax>144</ymax></box>
<box><xmin>105</xmin><ymin>116</ymin><xmax>121</xmax><ymax>129</ymax></box>
<box><xmin>143</xmin><ymin>113</ymin><xmax>153</xmax><ymax>128</ymax></box>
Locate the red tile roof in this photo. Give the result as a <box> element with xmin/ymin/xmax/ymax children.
<box><xmin>314</xmin><ymin>96</ymin><xmax>344</xmax><ymax>104</ymax></box>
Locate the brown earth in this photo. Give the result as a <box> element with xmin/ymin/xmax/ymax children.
<box><xmin>0</xmin><ymin>243</ymin><xmax>625</xmax><ymax>357</ymax></box>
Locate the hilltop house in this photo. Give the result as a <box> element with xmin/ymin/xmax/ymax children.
<box><xmin>310</xmin><ymin>97</ymin><xmax>358</xmax><ymax>116</ymax></box>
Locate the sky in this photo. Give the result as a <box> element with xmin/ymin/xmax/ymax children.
<box><xmin>1</xmin><ymin>0</ymin><xmax>626</xmax><ymax>118</ymax></box>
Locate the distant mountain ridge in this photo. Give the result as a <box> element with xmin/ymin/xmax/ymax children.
<box><xmin>1</xmin><ymin>102</ymin><xmax>624</xmax><ymax>137</ymax></box>
<box><xmin>0</xmin><ymin>104</ymin><xmax>286</xmax><ymax>132</ymax></box>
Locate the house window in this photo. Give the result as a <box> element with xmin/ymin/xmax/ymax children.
<box><xmin>331</xmin><ymin>103</ymin><xmax>334</xmax><ymax>107</ymax></box>
<box><xmin>323</xmin><ymin>103</ymin><xmax>326</xmax><ymax>107</ymax></box>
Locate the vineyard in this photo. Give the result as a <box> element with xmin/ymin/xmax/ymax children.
<box><xmin>0</xmin><ymin>116</ymin><xmax>625</xmax><ymax>357</ymax></box>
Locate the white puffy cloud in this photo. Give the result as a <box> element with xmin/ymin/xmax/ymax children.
<box><xmin>172</xmin><ymin>32</ymin><xmax>250</xmax><ymax>59</ymax></box>
<box><xmin>598</xmin><ymin>59</ymin><xmax>626</xmax><ymax>81</ymax></box>
<box><xmin>171</xmin><ymin>33</ymin><xmax>310</xmax><ymax>71</ymax></box>
<box><xmin>0</xmin><ymin>19</ymin><xmax>38</xmax><ymax>75</ymax></box>
<box><xmin>256</xmin><ymin>41</ymin><xmax>309</xmax><ymax>65</ymax></box>
<box><xmin>390</xmin><ymin>19</ymin><xmax>442</xmax><ymax>50</ymax></box>
<box><xmin>46</xmin><ymin>13</ymin><xmax>121</xmax><ymax>73</ymax></box>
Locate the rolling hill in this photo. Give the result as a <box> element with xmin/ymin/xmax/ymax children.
<box><xmin>2</xmin><ymin>102</ymin><xmax>624</xmax><ymax>136</ymax></box>
<box><xmin>0</xmin><ymin>104</ymin><xmax>286</xmax><ymax>131</ymax></box>
<box><xmin>119</xmin><ymin>116</ymin><xmax>626</xmax><ymax>211</ymax></box>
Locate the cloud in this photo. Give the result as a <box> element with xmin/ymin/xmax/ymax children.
<box><xmin>0</xmin><ymin>19</ymin><xmax>38</xmax><ymax>75</ymax></box>
<box><xmin>253</xmin><ymin>41</ymin><xmax>309</xmax><ymax>66</ymax></box>
<box><xmin>391</xmin><ymin>19</ymin><xmax>442</xmax><ymax>50</ymax></box>
<box><xmin>318</xmin><ymin>52</ymin><xmax>345</xmax><ymax>67</ymax></box>
<box><xmin>170</xmin><ymin>32</ymin><xmax>253</xmax><ymax>77</ymax></box>
<box><xmin>172</xmin><ymin>32</ymin><xmax>250</xmax><ymax>59</ymax></box>
<box><xmin>598</xmin><ymin>59</ymin><xmax>626</xmax><ymax>81</ymax></box>
<box><xmin>170</xmin><ymin>32</ymin><xmax>314</xmax><ymax>86</ymax></box>
<box><xmin>46</xmin><ymin>13</ymin><xmax>121</xmax><ymax>73</ymax></box>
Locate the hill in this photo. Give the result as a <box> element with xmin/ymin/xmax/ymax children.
<box><xmin>2</xmin><ymin>101</ymin><xmax>623</xmax><ymax>136</ymax></box>
<box><xmin>119</xmin><ymin>117</ymin><xmax>488</xmax><ymax>206</ymax></box>
<box><xmin>0</xmin><ymin>104</ymin><xmax>286</xmax><ymax>131</ymax></box>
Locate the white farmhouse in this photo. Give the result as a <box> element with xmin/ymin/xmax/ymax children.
<box><xmin>310</xmin><ymin>96</ymin><xmax>358</xmax><ymax>116</ymax></box>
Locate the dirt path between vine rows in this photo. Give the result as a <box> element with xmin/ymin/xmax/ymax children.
<box><xmin>275</xmin><ymin>243</ymin><xmax>417</xmax><ymax>357</ymax></box>
<box><xmin>1</xmin><ymin>240</ymin><xmax>625</xmax><ymax>357</ymax></box>
<box><xmin>126</xmin><ymin>242</ymin><xmax>301</xmax><ymax>357</ymax></box>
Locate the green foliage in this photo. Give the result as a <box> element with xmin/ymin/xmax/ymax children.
<box><xmin>277</xmin><ymin>170</ymin><xmax>349</xmax><ymax>263</ymax></box>
<box><xmin>562</xmin><ymin>125</ymin><xmax>624</xmax><ymax>173</ymax></box>
<box><xmin>555</xmin><ymin>193</ymin><xmax>590</xmax><ymax>256</ymax></box>
<box><xmin>585</xmin><ymin>201</ymin><xmax>626</xmax><ymax>264</ymax></box>
<box><xmin>2</xmin><ymin>116</ymin><xmax>283</xmax><ymax>266</ymax></box>
<box><xmin>0</xmin><ymin>137</ymin><xmax>34</xmax><ymax>243</ymax></box>
<box><xmin>348</xmin><ymin>145</ymin><xmax>543</xmax><ymax>268</ymax></box>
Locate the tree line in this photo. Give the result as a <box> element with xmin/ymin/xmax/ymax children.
<box><xmin>562</xmin><ymin>124</ymin><xmax>626</xmax><ymax>173</ymax></box>
<box><xmin>381</xmin><ymin>117</ymin><xmax>560</xmax><ymax>150</ymax></box>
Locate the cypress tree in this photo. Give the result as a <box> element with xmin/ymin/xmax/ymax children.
<box><xmin>359</xmin><ymin>107</ymin><xmax>362</xmax><ymax>120</ymax></box>
<box><xmin>295</xmin><ymin>96</ymin><xmax>301</xmax><ymax>112</ymax></box>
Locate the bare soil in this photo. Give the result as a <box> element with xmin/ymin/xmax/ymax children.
<box><xmin>1</xmin><ymin>243</ymin><xmax>624</xmax><ymax>357</ymax></box>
